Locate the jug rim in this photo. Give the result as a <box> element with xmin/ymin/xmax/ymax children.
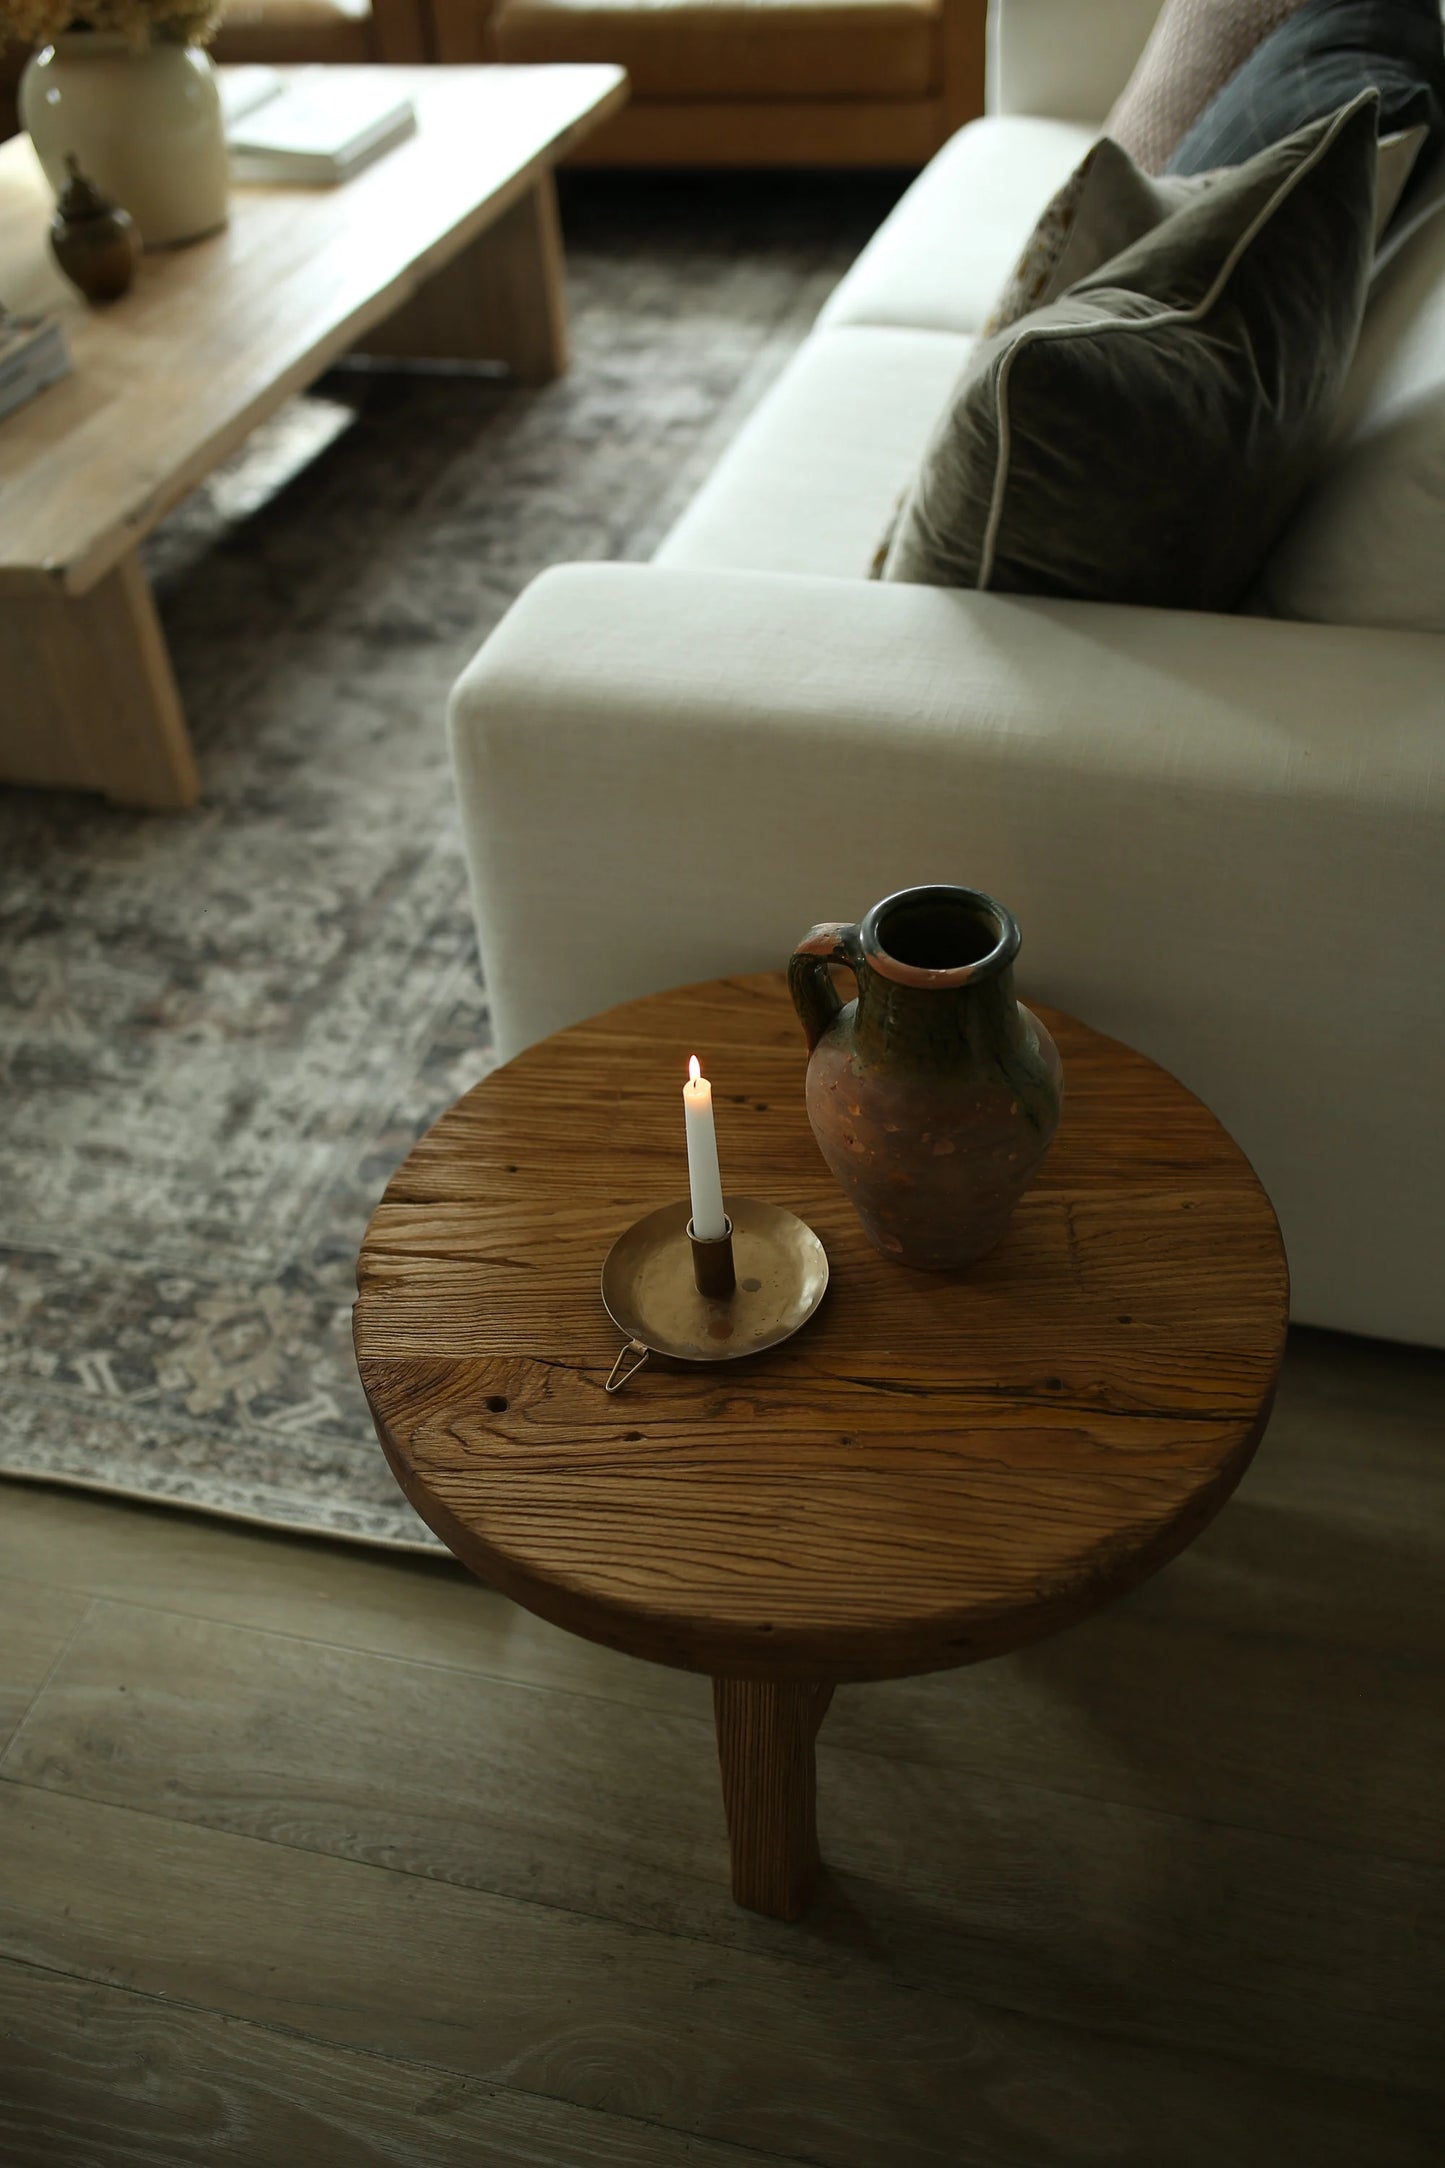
<box><xmin>860</xmin><ymin>885</ymin><xmax>1020</xmax><ymax>989</ymax></box>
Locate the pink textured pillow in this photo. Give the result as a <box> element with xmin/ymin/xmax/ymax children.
<box><xmin>1106</xmin><ymin>0</ymin><xmax>1314</xmax><ymax>172</ymax></box>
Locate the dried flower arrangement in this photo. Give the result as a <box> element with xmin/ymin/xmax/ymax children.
<box><xmin>0</xmin><ymin>0</ymin><xmax>223</xmax><ymax>46</ymax></box>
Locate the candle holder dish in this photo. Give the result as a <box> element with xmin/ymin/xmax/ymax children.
<box><xmin>602</xmin><ymin>1196</ymin><xmax>828</xmax><ymax>1392</ymax></box>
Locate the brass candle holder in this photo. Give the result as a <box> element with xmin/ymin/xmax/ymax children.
<box><xmin>688</xmin><ymin>1214</ymin><xmax>737</xmax><ymax>1298</ymax></box>
<box><xmin>602</xmin><ymin>1196</ymin><xmax>828</xmax><ymax>1392</ymax></box>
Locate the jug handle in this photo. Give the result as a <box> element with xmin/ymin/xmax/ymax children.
<box><xmin>788</xmin><ymin>922</ymin><xmax>860</xmax><ymax>1053</ymax></box>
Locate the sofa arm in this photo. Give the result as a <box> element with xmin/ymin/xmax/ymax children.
<box><xmin>986</xmin><ymin>0</ymin><xmax>1160</xmax><ymax>124</ymax></box>
<box><xmin>450</xmin><ymin>563</ymin><xmax>1444</xmax><ymax>1343</ymax></box>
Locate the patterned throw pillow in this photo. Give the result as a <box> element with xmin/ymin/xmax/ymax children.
<box><xmin>881</xmin><ymin>95</ymin><xmax>1382</xmax><ymax>610</ymax></box>
<box><xmin>983</xmin><ymin>150</ymin><xmax>1101</xmax><ymax>334</ymax></box>
<box><xmin>982</xmin><ymin>139</ymin><xmax>1217</xmax><ymax>336</ymax></box>
<box><xmin>984</xmin><ymin>122</ymin><xmax>1425</xmax><ymax>339</ymax></box>
<box><xmin>1106</xmin><ymin>0</ymin><xmax>1312</xmax><ymax>172</ymax></box>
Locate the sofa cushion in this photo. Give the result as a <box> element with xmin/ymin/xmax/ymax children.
<box><xmin>817</xmin><ymin>114</ymin><xmax>1096</xmax><ymax>337</ymax></box>
<box><xmin>655</xmin><ymin>324</ymin><xmax>970</xmax><ymax>577</ymax></box>
<box><xmin>883</xmin><ymin>94</ymin><xmax>1381</xmax><ymax>608</ymax></box>
<box><xmin>1253</xmin><ymin>181</ymin><xmax>1445</xmax><ymax>627</ymax></box>
<box><xmin>985</xmin><ymin>121</ymin><xmax>1424</xmax><ymax>333</ymax></box>
<box><xmin>1169</xmin><ymin>0</ymin><xmax>1445</xmax><ymax>195</ymax></box>
<box><xmin>984</xmin><ymin>137</ymin><xmax>1183</xmax><ymax>332</ymax></box>
<box><xmin>1105</xmin><ymin>0</ymin><xmax>1313</xmax><ymax>173</ymax></box>
<box><xmin>492</xmin><ymin>0</ymin><xmax>941</xmax><ymax>101</ymax></box>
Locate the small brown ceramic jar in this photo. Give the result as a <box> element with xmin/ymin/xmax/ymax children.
<box><xmin>50</xmin><ymin>154</ymin><xmax>139</xmax><ymax>303</ymax></box>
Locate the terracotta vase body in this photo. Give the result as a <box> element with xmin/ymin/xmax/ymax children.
<box><xmin>21</xmin><ymin>33</ymin><xmax>229</xmax><ymax>249</ymax></box>
<box><xmin>789</xmin><ymin>886</ymin><xmax>1063</xmax><ymax>1272</ymax></box>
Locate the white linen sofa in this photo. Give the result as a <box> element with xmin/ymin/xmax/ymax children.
<box><xmin>450</xmin><ymin>0</ymin><xmax>1445</xmax><ymax>1349</ymax></box>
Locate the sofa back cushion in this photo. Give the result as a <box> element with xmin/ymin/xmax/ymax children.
<box><xmin>1105</xmin><ymin>0</ymin><xmax>1312</xmax><ymax>172</ymax></box>
<box><xmin>882</xmin><ymin>94</ymin><xmax>1381</xmax><ymax>608</ymax></box>
<box><xmin>1252</xmin><ymin>180</ymin><xmax>1445</xmax><ymax>627</ymax></box>
<box><xmin>1169</xmin><ymin>0</ymin><xmax>1445</xmax><ymax>199</ymax></box>
<box><xmin>983</xmin><ymin>120</ymin><xmax>1423</xmax><ymax>334</ymax></box>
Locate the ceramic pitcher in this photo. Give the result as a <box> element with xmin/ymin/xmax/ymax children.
<box><xmin>788</xmin><ymin>885</ymin><xmax>1063</xmax><ymax>1271</ymax></box>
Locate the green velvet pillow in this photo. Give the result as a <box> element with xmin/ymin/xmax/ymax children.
<box><xmin>883</xmin><ymin>93</ymin><xmax>1382</xmax><ymax>611</ymax></box>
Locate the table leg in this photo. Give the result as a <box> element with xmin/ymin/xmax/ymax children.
<box><xmin>712</xmin><ymin>1677</ymin><xmax>835</xmax><ymax>1920</ymax></box>
<box><xmin>357</xmin><ymin>173</ymin><xmax>569</xmax><ymax>384</ymax></box>
<box><xmin>0</xmin><ymin>551</ymin><xmax>199</xmax><ymax>809</ymax></box>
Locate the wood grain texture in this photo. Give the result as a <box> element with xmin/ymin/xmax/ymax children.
<box><xmin>0</xmin><ymin>1576</ymin><xmax>89</xmax><ymax>1757</ymax></box>
<box><xmin>8</xmin><ymin>1597</ymin><xmax>1441</xmax><ymax>2088</ymax></box>
<box><xmin>355</xmin><ymin>974</ymin><xmax>1289</xmax><ymax>1684</ymax></box>
<box><xmin>4</xmin><ymin>1325</ymin><xmax>1432</xmax><ymax>1866</ymax></box>
<box><xmin>0</xmin><ymin>66</ymin><xmax>627</xmax><ymax>597</ymax></box>
<box><xmin>3</xmin><ymin>1783</ymin><xmax>1438</xmax><ymax>2168</ymax></box>
<box><xmin>0</xmin><ymin>1957</ymin><xmax>798</xmax><ymax>2168</ymax></box>
<box><xmin>1</xmin><ymin>1356</ymin><xmax>1437</xmax><ymax>1883</ymax></box>
<box><xmin>713</xmin><ymin>1679</ymin><xmax>832</xmax><ymax>1919</ymax></box>
<box><xmin>2</xmin><ymin>1328</ymin><xmax>1441</xmax><ymax>2168</ymax></box>
<box><xmin>6</xmin><ymin>1318</ymin><xmax>1436</xmax><ymax>1679</ymax></box>
<box><xmin>0</xmin><ymin>551</ymin><xmax>198</xmax><ymax>807</ymax></box>
<box><xmin>0</xmin><ymin>1482</ymin><xmax>724</xmax><ymax>1720</ymax></box>
<box><xmin>357</xmin><ymin>174</ymin><xmax>569</xmax><ymax>380</ymax></box>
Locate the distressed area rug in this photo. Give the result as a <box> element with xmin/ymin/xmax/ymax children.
<box><xmin>0</xmin><ymin>172</ymin><xmax>899</xmax><ymax>1549</ymax></box>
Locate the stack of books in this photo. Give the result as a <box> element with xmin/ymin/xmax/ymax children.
<box><xmin>220</xmin><ymin>66</ymin><xmax>418</xmax><ymax>185</ymax></box>
<box><xmin>0</xmin><ymin>310</ymin><xmax>72</xmax><ymax>424</ymax></box>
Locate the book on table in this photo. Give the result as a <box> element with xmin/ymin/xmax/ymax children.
<box><xmin>222</xmin><ymin>67</ymin><xmax>417</xmax><ymax>185</ymax></box>
<box><xmin>0</xmin><ymin>310</ymin><xmax>71</xmax><ymax>423</ymax></box>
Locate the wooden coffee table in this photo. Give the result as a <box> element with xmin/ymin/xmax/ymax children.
<box><xmin>354</xmin><ymin>974</ymin><xmax>1288</xmax><ymax>1920</ymax></box>
<box><xmin>0</xmin><ymin>63</ymin><xmax>626</xmax><ymax>809</ymax></box>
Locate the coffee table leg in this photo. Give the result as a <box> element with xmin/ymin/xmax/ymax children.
<box><xmin>712</xmin><ymin>1678</ymin><xmax>835</xmax><ymax>1920</ymax></box>
<box><xmin>0</xmin><ymin>551</ymin><xmax>199</xmax><ymax>809</ymax></box>
<box><xmin>357</xmin><ymin>173</ymin><xmax>569</xmax><ymax>385</ymax></box>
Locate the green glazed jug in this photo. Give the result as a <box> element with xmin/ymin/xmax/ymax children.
<box><xmin>788</xmin><ymin>884</ymin><xmax>1063</xmax><ymax>1270</ymax></box>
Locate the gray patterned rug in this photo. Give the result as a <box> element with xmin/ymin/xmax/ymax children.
<box><xmin>0</xmin><ymin>172</ymin><xmax>899</xmax><ymax>1550</ymax></box>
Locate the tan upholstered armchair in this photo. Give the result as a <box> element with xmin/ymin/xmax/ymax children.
<box><xmin>433</xmin><ymin>0</ymin><xmax>988</xmax><ymax>164</ymax></box>
<box><xmin>4</xmin><ymin>0</ymin><xmax>986</xmax><ymax>165</ymax></box>
<box><xmin>210</xmin><ymin>0</ymin><xmax>433</xmax><ymax>64</ymax></box>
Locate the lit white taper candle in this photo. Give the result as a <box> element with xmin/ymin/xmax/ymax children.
<box><xmin>683</xmin><ymin>1055</ymin><xmax>727</xmax><ymax>1240</ymax></box>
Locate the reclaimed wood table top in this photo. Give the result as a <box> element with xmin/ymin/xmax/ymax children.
<box><xmin>0</xmin><ymin>63</ymin><xmax>626</xmax><ymax>598</ymax></box>
<box><xmin>355</xmin><ymin>973</ymin><xmax>1289</xmax><ymax>1686</ymax></box>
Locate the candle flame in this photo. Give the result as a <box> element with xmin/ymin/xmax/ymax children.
<box><xmin>687</xmin><ymin>1055</ymin><xmax>701</xmax><ymax>1085</ymax></box>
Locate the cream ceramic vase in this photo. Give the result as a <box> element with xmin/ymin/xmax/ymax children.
<box><xmin>20</xmin><ymin>32</ymin><xmax>229</xmax><ymax>249</ymax></box>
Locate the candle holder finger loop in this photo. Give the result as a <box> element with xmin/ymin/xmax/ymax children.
<box><xmin>601</xmin><ymin>1197</ymin><xmax>828</xmax><ymax>1384</ymax></box>
<box><xmin>688</xmin><ymin>1215</ymin><xmax>736</xmax><ymax>1298</ymax></box>
<box><xmin>605</xmin><ymin>1337</ymin><xmax>651</xmax><ymax>1394</ymax></box>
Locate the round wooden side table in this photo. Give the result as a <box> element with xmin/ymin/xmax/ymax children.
<box><xmin>354</xmin><ymin>974</ymin><xmax>1288</xmax><ymax>1920</ymax></box>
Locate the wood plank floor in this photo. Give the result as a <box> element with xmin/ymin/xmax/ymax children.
<box><xmin>0</xmin><ymin>1326</ymin><xmax>1440</xmax><ymax>2167</ymax></box>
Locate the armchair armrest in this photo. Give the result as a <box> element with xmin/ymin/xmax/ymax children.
<box><xmin>426</xmin><ymin>0</ymin><xmax>506</xmax><ymax>63</ymax></box>
<box><xmin>370</xmin><ymin>0</ymin><xmax>435</xmax><ymax>63</ymax></box>
<box><xmin>450</xmin><ymin>562</ymin><xmax>1444</xmax><ymax>1342</ymax></box>
<box><xmin>986</xmin><ymin>0</ymin><xmax>1160</xmax><ymax>124</ymax></box>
